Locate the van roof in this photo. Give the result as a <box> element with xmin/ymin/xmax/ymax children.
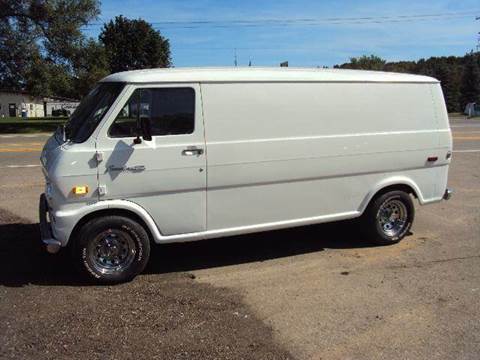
<box><xmin>100</xmin><ymin>67</ymin><xmax>438</xmax><ymax>84</ymax></box>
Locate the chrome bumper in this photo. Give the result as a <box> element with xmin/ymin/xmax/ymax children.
<box><xmin>39</xmin><ymin>193</ymin><xmax>61</xmax><ymax>253</ymax></box>
<box><xmin>443</xmin><ymin>188</ymin><xmax>453</xmax><ymax>201</ymax></box>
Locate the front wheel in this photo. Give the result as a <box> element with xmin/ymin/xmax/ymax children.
<box><xmin>362</xmin><ymin>190</ymin><xmax>414</xmax><ymax>245</ymax></box>
<box><xmin>73</xmin><ymin>215</ymin><xmax>150</xmax><ymax>284</ymax></box>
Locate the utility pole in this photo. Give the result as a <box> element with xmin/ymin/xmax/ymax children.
<box><xmin>477</xmin><ymin>16</ymin><xmax>480</xmax><ymax>51</ymax></box>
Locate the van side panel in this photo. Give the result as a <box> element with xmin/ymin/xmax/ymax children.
<box><xmin>431</xmin><ymin>83</ymin><xmax>451</xmax><ymax>132</ymax></box>
<box><xmin>202</xmin><ymin>82</ymin><xmax>450</xmax><ymax>231</ymax></box>
<box><xmin>430</xmin><ymin>83</ymin><xmax>452</xmax><ymax>200</ymax></box>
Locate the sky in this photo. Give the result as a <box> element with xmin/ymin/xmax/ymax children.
<box><xmin>83</xmin><ymin>0</ymin><xmax>480</xmax><ymax>67</ymax></box>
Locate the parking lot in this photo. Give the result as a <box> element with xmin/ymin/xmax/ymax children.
<box><xmin>1</xmin><ymin>117</ymin><xmax>479</xmax><ymax>359</ymax></box>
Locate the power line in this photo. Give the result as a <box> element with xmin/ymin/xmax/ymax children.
<box><xmin>85</xmin><ymin>10</ymin><xmax>478</xmax><ymax>25</ymax></box>
<box><xmin>148</xmin><ymin>15</ymin><xmax>476</xmax><ymax>30</ymax></box>
<box><xmin>81</xmin><ymin>10</ymin><xmax>480</xmax><ymax>29</ymax></box>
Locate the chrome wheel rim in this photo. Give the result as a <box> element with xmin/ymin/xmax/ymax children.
<box><xmin>377</xmin><ymin>198</ymin><xmax>408</xmax><ymax>237</ymax></box>
<box><xmin>88</xmin><ymin>230</ymin><xmax>136</xmax><ymax>274</ymax></box>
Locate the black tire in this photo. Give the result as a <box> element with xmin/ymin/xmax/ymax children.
<box><xmin>362</xmin><ymin>190</ymin><xmax>414</xmax><ymax>245</ymax></box>
<box><xmin>72</xmin><ymin>215</ymin><xmax>150</xmax><ymax>284</ymax></box>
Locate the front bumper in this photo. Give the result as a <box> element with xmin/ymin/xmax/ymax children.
<box><xmin>39</xmin><ymin>193</ymin><xmax>62</xmax><ymax>253</ymax></box>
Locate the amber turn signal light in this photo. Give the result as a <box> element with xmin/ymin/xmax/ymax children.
<box><xmin>72</xmin><ymin>186</ymin><xmax>88</xmax><ymax>195</ymax></box>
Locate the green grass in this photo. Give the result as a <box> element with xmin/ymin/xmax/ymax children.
<box><xmin>0</xmin><ymin>116</ymin><xmax>68</xmax><ymax>124</ymax></box>
<box><xmin>0</xmin><ymin>117</ymin><xmax>67</xmax><ymax>134</ymax></box>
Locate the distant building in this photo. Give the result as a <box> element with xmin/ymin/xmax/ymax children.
<box><xmin>0</xmin><ymin>90</ymin><xmax>79</xmax><ymax>118</ymax></box>
<box><xmin>464</xmin><ymin>102</ymin><xmax>480</xmax><ymax>117</ymax></box>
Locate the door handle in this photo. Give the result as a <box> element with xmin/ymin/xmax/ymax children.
<box><xmin>182</xmin><ymin>147</ymin><xmax>204</xmax><ymax>156</ymax></box>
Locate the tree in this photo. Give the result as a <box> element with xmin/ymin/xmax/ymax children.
<box><xmin>0</xmin><ymin>16</ymin><xmax>37</xmax><ymax>91</ymax></box>
<box><xmin>0</xmin><ymin>0</ymin><xmax>100</xmax><ymax>61</ymax></box>
<box><xmin>335</xmin><ymin>55</ymin><xmax>386</xmax><ymax>71</ymax></box>
<box><xmin>460</xmin><ymin>52</ymin><xmax>480</xmax><ymax>108</ymax></box>
<box><xmin>100</xmin><ymin>16</ymin><xmax>171</xmax><ymax>73</ymax></box>
<box><xmin>0</xmin><ymin>0</ymin><xmax>101</xmax><ymax>98</ymax></box>
<box><xmin>72</xmin><ymin>39</ymin><xmax>109</xmax><ymax>97</ymax></box>
<box><xmin>384</xmin><ymin>60</ymin><xmax>416</xmax><ymax>74</ymax></box>
<box><xmin>25</xmin><ymin>54</ymin><xmax>75</xmax><ymax>98</ymax></box>
<box><xmin>435</xmin><ymin>63</ymin><xmax>461</xmax><ymax>112</ymax></box>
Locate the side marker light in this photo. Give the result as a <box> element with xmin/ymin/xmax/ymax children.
<box><xmin>73</xmin><ymin>186</ymin><xmax>88</xmax><ymax>195</ymax></box>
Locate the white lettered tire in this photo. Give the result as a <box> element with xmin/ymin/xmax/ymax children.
<box><xmin>73</xmin><ymin>215</ymin><xmax>150</xmax><ymax>284</ymax></box>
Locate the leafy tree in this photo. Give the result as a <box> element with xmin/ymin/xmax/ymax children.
<box><xmin>1</xmin><ymin>0</ymin><xmax>100</xmax><ymax>61</ymax></box>
<box><xmin>335</xmin><ymin>55</ymin><xmax>386</xmax><ymax>71</ymax></box>
<box><xmin>460</xmin><ymin>52</ymin><xmax>480</xmax><ymax>108</ymax></box>
<box><xmin>0</xmin><ymin>0</ymin><xmax>101</xmax><ymax>98</ymax></box>
<box><xmin>384</xmin><ymin>61</ymin><xmax>416</xmax><ymax>74</ymax></box>
<box><xmin>435</xmin><ymin>63</ymin><xmax>461</xmax><ymax>112</ymax></box>
<box><xmin>0</xmin><ymin>16</ymin><xmax>37</xmax><ymax>91</ymax></box>
<box><xmin>100</xmin><ymin>15</ymin><xmax>171</xmax><ymax>73</ymax></box>
<box><xmin>72</xmin><ymin>39</ymin><xmax>109</xmax><ymax>97</ymax></box>
<box><xmin>25</xmin><ymin>54</ymin><xmax>75</xmax><ymax>98</ymax></box>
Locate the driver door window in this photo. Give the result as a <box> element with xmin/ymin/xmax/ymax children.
<box><xmin>109</xmin><ymin>87</ymin><xmax>195</xmax><ymax>138</ymax></box>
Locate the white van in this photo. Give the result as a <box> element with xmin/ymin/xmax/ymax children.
<box><xmin>40</xmin><ymin>67</ymin><xmax>452</xmax><ymax>283</ymax></box>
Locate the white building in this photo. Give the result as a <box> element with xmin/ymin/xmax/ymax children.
<box><xmin>0</xmin><ymin>90</ymin><xmax>79</xmax><ymax>118</ymax></box>
<box><xmin>45</xmin><ymin>100</ymin><xmax>79</xmax><ymax>117</ymax></box>
<box><xmin>464</xmin><ymin>102</ymin><xmax>480</xmax><ymax>117</ymax></box>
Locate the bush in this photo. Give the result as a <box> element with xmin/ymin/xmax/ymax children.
<box><xmin>0</xmin><ymin>117</ymin><xmax>68</xmax><ymax>122</ymax></box>
<box><xmin>0</xmin><ymin>117</ymin><xmax>67</xmax><ymax>133</ymax></box>
<box><xmin>51</xmin><ymin>108</ymin><xmax>70</xmax><ymax>117</ymax></box>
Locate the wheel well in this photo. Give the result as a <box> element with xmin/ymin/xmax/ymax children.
<box><xmin>375</xmin><ymin>184</ymin><xmax>418</xmax><ymax>198</ymax></box>
<box><xmin>361</xmin><ymin>184</ymin><xmax>417</xmax><ymax>216</ymax></box>
<box><xmin>371</xmin><ymin>184</ymin><xmax>418</xmax><ymax>205</ymax></box>
<box><xmin>68</xmin><ymin>209</ymin><xmax>154</xmax><ymax>247</ymax></box>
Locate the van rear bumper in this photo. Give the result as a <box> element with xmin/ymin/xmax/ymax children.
<box><xmin>39</xmin><ymin>193</ymin><xmax>62</xmax><ymax>254</ymax></box>
<box><xmin>443</xmin><ymin>188</ymin><xmax>453</xmax><ymax>200</ymax></box>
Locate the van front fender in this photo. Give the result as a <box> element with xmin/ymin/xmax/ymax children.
<box><xmin>61</xmin><ymin>199</ymin><xmax>164</xmax><ymax>246</ymax></box>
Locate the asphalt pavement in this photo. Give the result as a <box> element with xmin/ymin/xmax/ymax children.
<box><xmin>0</xmin><ymin>134</ymin><xmax>47</xmax><ymax>221</ymax></box>
<box><xmin>0</xmin><ymin>117</ymin><xmax>479</xmax><ymax>359</ymax></box>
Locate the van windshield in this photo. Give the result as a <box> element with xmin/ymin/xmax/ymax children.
<box><xmin>66</xmin><ymin>82</ymin><xmax>125</xmax><ymax>143</ymax></box>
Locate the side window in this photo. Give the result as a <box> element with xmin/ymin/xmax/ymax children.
<box><xmin>109</xmin><ymin>91</ymin><xmax>139</xmax><ymax>137</ymax></box>
<box><xmin>109</xmin><ymin>87</ymin><xmax>195</xmax><ymax>137</ymax></box>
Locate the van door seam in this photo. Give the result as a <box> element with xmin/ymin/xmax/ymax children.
<box><xmin>199</xmin><ymin>82</ymin><xmax>208</xmax><ymax>232</ymax></box>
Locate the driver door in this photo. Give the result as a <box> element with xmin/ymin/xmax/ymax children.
<box><xmin>96</xmin><ymin>84</ymin><xmax>206</xmax><ymax>236</ymax></box>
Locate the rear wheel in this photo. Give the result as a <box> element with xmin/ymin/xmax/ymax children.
<box><xmin>73</xmin><ymin>215</ymin><xmax>150</xmax><ymax>284</ymax></box>
<box><xmin>362</xmin><ymin>190</ymin><xmax>414</xmax><ymax>245</ymax></box>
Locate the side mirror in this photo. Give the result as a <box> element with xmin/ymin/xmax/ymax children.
<box><xmin>140</xmin><ymin>116</ymin><xmax>152</xmax><ymax>141</ymax></box>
